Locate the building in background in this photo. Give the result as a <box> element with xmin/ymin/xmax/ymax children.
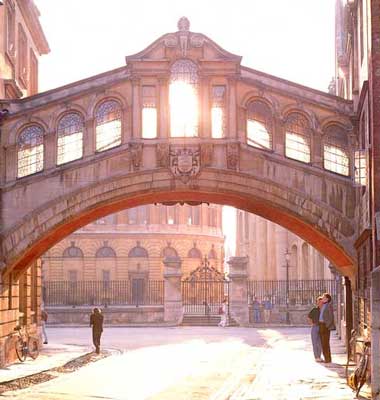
<box><xmin>0</xmin><ymin>0</ymin><xmax>49</xmax><ymax>98</ymax></box>
<box><xmin>236</xmin><ymin>211</ymin><xmax>333</xmax><ymax>281</ymax></box>
<box><xmin>42</xmin><ymin>203</ymin><xmax>224</xmax><ymax>283</ymax></box>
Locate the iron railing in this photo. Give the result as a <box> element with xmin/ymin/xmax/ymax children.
<box><xmin>44</xmin><ymin>280</ymin><xmax>164</xmax><ymax>307</ymax></box>
<box><xmin>247</xmin><ymin>279</ymin><xmax>337</xmax><ymax>306</ymax></box>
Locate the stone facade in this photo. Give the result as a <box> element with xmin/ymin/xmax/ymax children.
<box><xmin>236</xmin><ymin>212</ymin><xmax>333</xmax><ymax>280</ymax></box>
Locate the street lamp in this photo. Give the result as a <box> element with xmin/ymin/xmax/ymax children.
<box><xmin>284</xmin><ymin>249</ymin><xmax>291</xmax><ymax>325</ymax></box>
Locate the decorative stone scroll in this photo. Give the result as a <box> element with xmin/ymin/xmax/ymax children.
<box><xmin>128</xmin><ymin>142</ymin><xmax>143</xmax><ymax>171</ymax></box>
<box><xmin>226</xmin><ymin>143</ymin><xmax>239</xmax><ymax>170</ymax></box>
<box><xmin>169</xmin><ymin>146</ymin><xmax>200</xmax><ymax>183</ymax></box>
<box><xmin>156</xmin><ymin>143</ymin><xmax>170</xmax><ymax>168</ymax></box>
<box><xmin>201</xmin><ymin>143</ymin><xmax>213</xmax><ymax>167</ymax></box>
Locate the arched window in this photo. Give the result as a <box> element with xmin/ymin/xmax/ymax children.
<box><xmin>96</xmin><ymin>246</ymin><xmax>116</xmax><ymax>258</ymax></box>
<box><xmin>188</xmin><ymin>247</ymin><xmax>202</xmax><ymax>259</ymax></box>
<box><xmin>323</xmin><ymin>125</ymin><xmax>349</xmax><ymax>176</ymax></box>
<box><xmin>247</xmin><ymin>101</ymin><xmax>272</xmax><ymax>150</ymax></box>
<box><xmin>302</xmin><ymin>243</ymin><xmax>309</xmax><ymax>279</ymax></box>
<box><xmin>285</xmin><ymin>113</ymin><xmax>311</xmax><ymax>163</ymax></box>
<box><xmin>95</xmin><ymin>100</ymin><xmax>122</xmax><ymax>152</ymax></box>
<box><xmin>169</xmin><ymin>59</ymin><xmax>199</xmax><ymax>137</ymax></box>
<box><xmin>128</xmin><ymin>244</ymin><xmax>149</xmax><ymax>258</ymax></box>
<box><xmin>17</xmin><ymin>125</ymin><xmax>44</xmax><ymax>178</ymax></box>
<box><xmin>57</xmin><ymin>113</ymin><xmax>84</xmax><ymax>165</ymax></box>
<box><xmin>290</xmin><ymin>245</ymin><xmax>298</xmax><ymax>279</ymax></box>
<box><xmin>63</xmin><ymin>243</ymin><xmax>83</xmax><ymax>258</ymax></box>
<box><xmin>208</xmin><ymin>246</ymin><xmax>217</xmax><ymax>259</ymax></box>
<box><xmin>162</xmin><ymin>246</ymin><xmax>178</xmax><ymax>258</ymax></box>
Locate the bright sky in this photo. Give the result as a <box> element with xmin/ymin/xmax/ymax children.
<box><xmin>34</xmin><ymin>0</ymin><xmax>336</xmax><ymax>255</ymax></box>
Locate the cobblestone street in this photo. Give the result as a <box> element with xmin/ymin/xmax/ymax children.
<box><xmin>0</xmin><ymin>326</ymin><xmax>364</xmax><ymax>400</ymax></box>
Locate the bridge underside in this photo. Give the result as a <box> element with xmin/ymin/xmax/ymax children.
<box><xmin>1</xmin><ymin>169</ymin><xmax>356</xmax><ymax>280</ymax></box>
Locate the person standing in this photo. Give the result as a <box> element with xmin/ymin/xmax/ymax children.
<box><xmin>308</xmin><ymin>296</ymin><xmax>323</xmax><ymax>362</ymax></box>
<box><xmin>252</xmin><ymin>296</ymin><xmax>261</xmax><ymax>323</ymax></box>
<box><xmin>318</xmin><ymin>293</ymin><xmax>335</xmax><ymax>363</ymax></box>
<box><xmin>262</xmin><ymin>296</ymin><xmax>273</xmax><ymax>324</ymax></box>
<box><xmin>41</xmin><ymin>309</ymin><xmax>48</xmax><ymax>344</ymax></box>
<box><xmin>218</xmin><ymin>299</ymin><xmax>228</xmax><ymax>327</ymax></box>
<box><xmin>90</xmin><ymin>307</ymin><xmax>104</xmax><ymax>354</ymax></box>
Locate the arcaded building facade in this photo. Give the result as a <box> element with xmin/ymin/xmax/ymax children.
<box><xmin>236</xmin><ymin>211</ymin><xmax>333</xmax><ymax>281</ymax></box>
<box><xmin>42</xmin><ymin>203</ymin><xmax>224</xmax><ymax>284</ymax></box>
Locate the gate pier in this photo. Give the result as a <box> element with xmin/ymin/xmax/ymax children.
<box><xmin>228</xmin><ymin>257</ymin><xmax>249</xmax><ymax>326</ymax></box>
<box><xmin>163</xmin><ymin>256</ymin><xmax>183</xmax><ymax>324</ymax></box>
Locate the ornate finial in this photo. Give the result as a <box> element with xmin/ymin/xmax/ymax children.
<box><xmin>177</xmin><ymin>17</ymin><xmax>190</xmax><ymax>32</ymax></box>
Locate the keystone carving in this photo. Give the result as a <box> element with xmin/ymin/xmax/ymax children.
<box><xmin>226</xmin><ymin>143</ymin><xmax>239</xmax><ymax>170</ymax></box>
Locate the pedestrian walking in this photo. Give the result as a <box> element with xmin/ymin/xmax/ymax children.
<box><xmin>41</xmin><ymin>309</ymin><xmax>48</xmax><ymax>344</ymax></box>
<box><xmin>261</xmin><ymin>296</ymin><xmax>273</xmax><ymax>323</ymax></box>
<box><xmin>218</xmin><ymin>299</ymin><xmax>228</xmax><ymax>327</ymax></box>
<box><xmin>90</xmin><ymin>307</ymin><xmax>104</xmax><ymax>354</ymax></box>
<box><xmin>252</xmin><ymin>296</ymin><xmax>261</xmax><ymax>323</ymax></box>
<box><xmin>307</xmin><ymin>296</ymin><xmax>323</xmax><ymax>362</ymax></box>
<box><xmin>318</xmin><ymin>292</ymin><xmax>335</xmax><ymax>363</ymax></box>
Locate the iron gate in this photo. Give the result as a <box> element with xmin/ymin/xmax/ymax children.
<box><xmin>181</xmin><ymin>257</ymin><xmax>229</xmax><ymax>315</ymax></box>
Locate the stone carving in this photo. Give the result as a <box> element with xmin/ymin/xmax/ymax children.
<box><xmin>164</xmin><ymin>34</ymin><xmax>178</xmax><ymax>47</ymax></box>
<box><xmin>190</xmin><ymin>34</ymin><xmax>205</xmax><ymax>47</ymax></box>
<box><xmin>177</xmin><ymin>17</ymin><xmax>190</xmax><ymax>31</ymax></box>
<box><xmin>170</xmin><ymin>146</ymin><xmax>200</xmax><ymax>183</ymax></box>
<box><xmin>128</xmin><ymin>142</ymin><xmax>143</xmax><ymax>171</ymax></box>
<box><xmin>201</xmin><ymin>143</ymin><xmax>213</xmax><ymax>167</ymax></box>
<box><xmin>156</xmin><ymin>143</ymin><xmax>170</xmax><ymax>168</ymax></box>
<box><xmin>226</xmin><ymin>143</ymin><xmax>239</xmax><ymax>170</ymax></box>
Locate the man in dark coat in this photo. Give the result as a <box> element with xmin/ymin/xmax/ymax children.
<box><xmin>90</xmin><ymin>307</ymin><xmax>104</xmax><ymax>354</ymax></box>
<box><xmin>318</xmin><ymin>293</ymin><xmax>336</xmax><ymax>363</ymax></box>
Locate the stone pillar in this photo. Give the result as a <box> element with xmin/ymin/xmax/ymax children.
<box><xmin>227</xmin><ymin>256</ymin><xmax>249</xmax><ymax>326</ymax></box>
<box><xmin>158</xmin><ymin>77</ymin><xmax>169</xmax><ymax>138</ymax></box>
<box><xmin>131</xmin><ymin>77</ymin><xmax>141</xmax><ymax>139</ymax></box>
<box><xmin>371</xmin><ymin>266</ymin><xmax>380</xmax><ymax>400</ymax></box>
<box><xmin>163</xmin><ymin>256</ymin><xmax>183</xmax><ymax>324</ymax></box>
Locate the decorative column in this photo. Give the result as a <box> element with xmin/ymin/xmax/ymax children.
<box><xmin>371</xmin><ymin>266</ymin><xmax>380</xmax><ymax>400</ymax></box>
<box><xmin>158</xmin><ymin>77</ymin><xmax>169</xmax><ymax>138</ymax></box>
<box><xmin>163</xmin><ymin>256</ymin><xmax>183</xmax><ymax>324</ymax></box>
<box><xmin>227</xmin><ymin>256</ymin><xmax>249</xmax><ymax>326</ymax></box>
<box><xmin>131</xmin><ymin>77</ymin><xmax>141</xmax><ymax>139</ymax></box>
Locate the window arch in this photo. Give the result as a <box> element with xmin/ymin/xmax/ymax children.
<box><xmin>63</xmin><ymin>243</ymin><xmax>83</xmax><ymax>258</ymax></box>
<box><xmin>188</xmin><ymin>247</ymin><xmax>202</xmax><ymax>259</ymax></box>
<box><xmin>128</xmin><ymin>244</ymin><xmax>149</xmax><ymax>258</ymax></box>
<box><xmin>17</xmin><ymin>125</ymin><xmax>44</xmax><ymax>178</ymax></box>
<box><xmin>57</xmin><ymin>112</ymin><xmax>84</xmax><ymax>165</ymax></box>
<box><xmin>95</xmin><ymin>99</ymin><xmax>122</xmax><ymax>152</ymax></box>
<box><xmin>96</xmin><ymin>246</ymin><xmax>116</xmax><ymax>258</ymax></box>
<box><xmin>162</xmin><ymin>246</ymin><xmax>178</xmax><ymax>258</ymax></box>
<box><xmin>208</xmin><ymin>246</ymin><xmax>217</xmax><ymax>259</ymax></box>
<box><xmin>285</xmin><ymin>113</ymin><xmax>311</xmax><ymax>163</ymax></box>
<box><xmin>247</xmin><ymin>101</ymin><xmax>272</xmax><ymax>150</ymax></box>
<box><xmin>169</xmin><ymin>59</ymin><xmax>199</xmax><ymax>137</ymax></box>
<box><xmin>323</xmin><ymin>125</ymin><xmax>349</xmax><ymax>176</ymax></box>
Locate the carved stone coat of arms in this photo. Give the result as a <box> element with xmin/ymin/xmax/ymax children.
<box><xmin>170</xmin><ymin>147</ymin><xmax>200</xmax><ymax>183</ymax></box>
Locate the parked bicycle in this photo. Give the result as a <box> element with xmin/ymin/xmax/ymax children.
<box><xmin>14</xmin><ymin>325</ymin><xmax>40</xmax><ymax>362</ymax></box>
<box><xmin>346</xmin><ymin>328</ymin><xmax>371</xmax><ymax>397</ymax></box>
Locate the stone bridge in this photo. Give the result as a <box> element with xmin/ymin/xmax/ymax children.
<box><xmin>0</xmin><ymin>18</ymin><xmax>357</xmax><ymax>279</ymax></box>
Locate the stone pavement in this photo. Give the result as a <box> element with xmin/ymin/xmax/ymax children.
<box><xmin>0</xmin><ymin>342</ymin><xmax>90</xmax><ymax>384</ymax></box>
<box><xmin>228</xmin><ymin>330</ymin><xmax>371</xmax><ymax>400</ymax></box>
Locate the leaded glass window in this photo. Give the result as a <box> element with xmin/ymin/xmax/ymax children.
<box><xmin>96</xmin><ymin>246</ymin><xmax>116</xmax><ymax>258</ymax></box>
<box><xmin>17</xmin><ymin>125</ymin><xmax>44</xmax><ymax>178</ymax></box>
<box><xmin>95</xmin><ymin>100</ymin><xmax>122</xmax><ymax>152</ymax></box>
<box><xmin>285</xmin><ymin>114</ymin><xmax>311</xmax><ymax>163</ymax></box>
<box><xmin>169</xmin><ymin>59</ymin><xmax>199</xmax><ymax>137</ymax></box>
<box><xmin>57</xmin><ymin>113</ymin><xmax>84</xmax><ymax>165</ymax></box>
<box><xmin>188</xmin><ymin>247</ymin><xmax>202</xmax><ymax>259</ymax></box>
<box><xmin>247</xmin><ymin>101</ymin><xmax>272</xmax><ymax>150</ymax></box>
<box><xmin>323</xmin><ymin>125</ymin><xmax>349</xmax><ymax>176</ymax></box>
<box><xmin>354</xmin><ymin>150</ymin><xmax>367</xmax><ymax>186</ymax></box>
<box><xmin>212</xmin><ymin>86</ymin><xmax>226</xmax><ymax>138</ymax></box>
